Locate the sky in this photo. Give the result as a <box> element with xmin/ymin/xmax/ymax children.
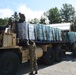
<box><xmin>0</xmin><ymin>0</ymin><xmax>76</xmax><ymax>21</ymax></box>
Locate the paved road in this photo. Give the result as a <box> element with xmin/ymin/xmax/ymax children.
<box><xmin>16</xmin><ymin>53</ymin><xmax>76</xmax><ymax>75</ymax></box>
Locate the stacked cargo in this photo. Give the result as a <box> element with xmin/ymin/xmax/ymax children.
<box><xmin>36</xmin><ymin>24</ymin><xmax>43</xmax><ymax>41</ymax></box>
<box><xmin>45</xmin><ymin>26</ymin><xmax>53</xmax><ymax>41</ymax></box>
<box><xmin>43</xmin><ymin>25</ymin><xmax>47</xmax><ymax>40</ymax></box>
<box><xmin>17</xmin><ymin>22</ymin><xmax>28</xmax><ymax>40</ymax></box>
<box><xmin>17</xmin><ymin>23</ymin><xmax>63</xmax><ymax>42</ymax></box>
<box><xmin>28</xmin><ymin>24</ymin><xmax>35</xmax><ymax>40</ymax></box>
<box><xmin>54</xmin><ymin>28</ymin><xmax>62</xmax><ymax>41</ymax></box>
<box><xmin>62</xmin><ymin>32</ymin><xmax>68</xmax><ymax>42</ymax></box>
<box><xmin>68</xmin><ymin>32</ymin><xmax>76</xmax><ymax>43</ymax></box>
<box><xmin>52</xmin><ymin>28</ymin><xmax>56</xmax><ymax>41</ymax></box>
<box><xmin>75</xmin><ymin>33</ymin><xmax>76</xmax><ymax>42</ymax></box>
<box><xmin>58</xmin><ymin>29</ymin><xmax>62</xmax><ymax>41</ymax></box>
<box><xmin>34</xmin><ymin>25</ymin><xmax>37</xmax><ymax>40</ymax></box>
<box><xmin>55</xmin><ymin>28</ymin><xmax>59</xmax><ymax>41</ymax></box>
<box><xmin>17</xmin><ymin>22</ymin><xmax>76</xmax><ymax>43</ymax></box>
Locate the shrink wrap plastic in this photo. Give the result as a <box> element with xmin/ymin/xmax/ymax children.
<box><xmin>17</xmin><ymin>22</ymin><xmax>28</xmax><ymax>40</ymax></box>
<box><xmin>68</xmin><ymin>32</ymin><xmax>76</xmax><ymax>43</ymax></box>
<box><xmin>17</xmin><ymin>23</ymin><xmax>63</xmax><ymax>42</ymax></box>
<box><xmin>36</xmin><ymin>24</ymin><xmax>43</xmax><ymax>41</ymax></box>
<box><xmin>45</xmin><ymin>26</ymin><xmax>53</xmax><ymax>41</ymax></box>
<box><xmin>28</xmin><ymin>24</ymin><xmax>35</xmax><ymax>40</ymax></box>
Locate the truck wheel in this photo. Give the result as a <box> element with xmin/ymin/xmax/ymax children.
<box><xmin>42</xmin><ymin>47</ymin><xmax>55</xmax><ymax>65</ymax></box>
<box><xmin>55</xmin><ymin>48</ymin><xmax>63</xmax><ymax>62</ymax></box>
<box><xmin>0</xmin><ymin>52</ymin><xmax>19</xmax><ymax>75</ymax></box>
<box><xmin>72</xmin><ymin>49</ymin><xmax>76</xmax><ymax>57</ymax></box>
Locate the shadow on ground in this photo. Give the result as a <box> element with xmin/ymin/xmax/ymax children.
<box><xmin>16</xmin><ymin>52</ymin><xmax>76</xmax><ymax>75</ymax></box>
<box><xmin>16</xmin><ymin>62</ymin><xmax>49</xmax><ymax>75</ymax></box>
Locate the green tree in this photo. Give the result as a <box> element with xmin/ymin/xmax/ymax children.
<box><xmin>8</xmin><ymin>17</ymin><xmax>13</xmax><ymax>25</ymax></box>
<box><xmin>71</xmin><ymin>16</ymin><xmax>76</xmax><ymax>31</ymax></box>
<box><xmin>46</xmin><ymin>7</ymin><xmax>61</xmax><ymax>24</ymax></box>
<box><xmin>0</xmin><ymin>18</ymin><xmax>8</xmax><ymax>26</ymax></box>
<box><xmin>40</xmin><ymin>17</ymin><xmax>46</xmax><ymax>24</ymax></box>
<box><xmin>29</xmin><ymin>18</ymin><xmax>39</xmax><ymax>24</ymax></box>
<box><xmin>60</xmin><ymin>3</ymin><xmax>75</xmax><ymax>22</ymax></box>
<box><xmin>0</xmin><ymin>12</ymin><xmax>19</xmax><ymax>26</ymax></box>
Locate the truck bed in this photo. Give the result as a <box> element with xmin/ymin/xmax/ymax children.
<box><xmin>19</xmin><ymin>39</ymin><xmax>69</xmax><ymax>46</ymax></box>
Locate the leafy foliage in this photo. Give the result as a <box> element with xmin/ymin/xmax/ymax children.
<box><xmin>0</xmin><ymin>12</ymin><xmax>19</xmax><ymax>26</ymax></box>
<box><xmin>46</xmin><ymin>7</ymin><xmax>61</xmax><ymax>24</ymax></box>
<box><xmin>0</xmin><ymin>18</ymin><xmax>8</xmax><ymax>26</ymax></box>
<box><xmin>71</xmin><ymin>17</ymin><xmax>76</xmax><ymax>31</ymax></box>
<box><xmin>40</xmin><ymin>17</ymin><xmax>46</xmax><ymax>24</ymax></box>
<box><xmin>60</xmin><ymin>3</ymin><xmax>75</xmax><ymax>22</ymax></box>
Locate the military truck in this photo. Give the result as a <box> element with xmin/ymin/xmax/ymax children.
<box><xmin>0</xmin><ymin>22</ymin><xmax>75</xmax><ymax>75</ymax></box>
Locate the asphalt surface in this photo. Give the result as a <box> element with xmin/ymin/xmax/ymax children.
<box><xmin>16</xmin><ymin>52</ymin><xmax>76</xmax><ymax>75</ymax></box>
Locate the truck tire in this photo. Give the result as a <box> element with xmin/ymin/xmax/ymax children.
<box><xmin>72</xmin><ymin>49</ymin><xmax>76</xmax><ymax>57</ymax></box>
<box><xmin>41</xmin><ymin>47</ymin><xmax>55</xmax><ymax>65</ymax></box>
<box><xmin>55</xmin><ymin>48</ymin><xmax>63</xmax><ymax>62</ymax></box>
<box><xmin>0</xmin><ymin>51</ymin><xmax>19</xmax><ymax>75</ymax></box>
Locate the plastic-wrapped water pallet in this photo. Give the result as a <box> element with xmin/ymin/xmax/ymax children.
<box><xmin>36</xmin><ymin>24</ymin><xmax>43</xmax><ymax>41</ymax></box>
<box><xmin>68</xmin><ymin>32</ymin><xmax>76</xmax><ymax>43</ymax></box>
<box><xmin>17</xmin><ymin>22</ymin><xmax>28</xmax><ymax>40</ymax></box>
<box><xmin>55</xmin><ymin>28</ymin><xmax>62</xmax><ymax>41</ymax></box>
<box><xmin>43</xmin><ymin>25</ymin><xmax>47</xmax><ymax>40</ymax></box>
<box><xmin>45</xmin><ymin>26</ymin><xmax>53</xmax><ymax>41</ymax></box>
<box><xmin>55</xmin><ymin>28</ymin><xmax>59</xmax><ymax>41</ymax></box>
<box><xmin>63</xmin><ymin>32</ymin><xmax>68</xmax><ymax>42</ymax></box>
<box><xmin>58</xmin><ymin>29</ymin><xmax>62</xmax><ymax>41</ymax></box>
<box><xmin>34</xmin><ymin>25</ymin><xmax>37</xmax><ymax>40</ymax></box>
<box><xmin>52</xmin><ymin>28</ymin><xmax>56</xmax><ymax>41</ymax></box>
<box><xmin>75</xmin><ymin>32</ymin><xmax>76</xmax><ymax>42</ymax></box>
<box><xmin>28</xmin><ymin>24</ymin><xmax>35</xmax><ymax>40</ymax></box>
